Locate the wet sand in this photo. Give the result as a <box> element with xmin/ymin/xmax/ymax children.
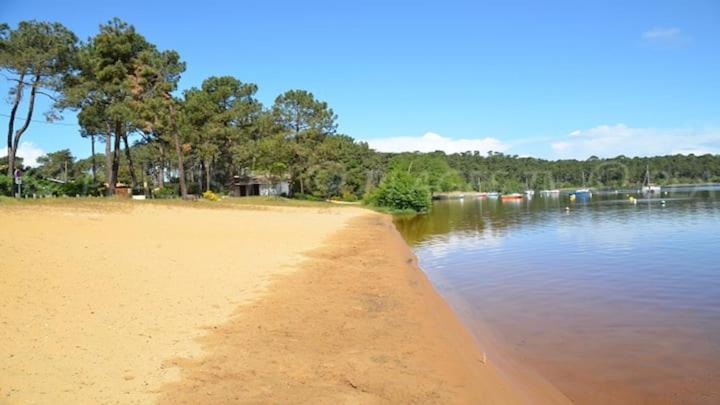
<box><xmin>0</xmin><ymin>201</ymin><xmax>566</xmax><ymax>403</ymax></box>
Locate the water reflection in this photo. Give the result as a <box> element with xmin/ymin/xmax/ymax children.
<box><xmin>394</xmin><ymin>189</ymin><xmax>720</xmax><ymax>404</ymax></box>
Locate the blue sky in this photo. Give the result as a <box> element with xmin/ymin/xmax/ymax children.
<box><xmin>2</xmin><ymin>0</ymin><xmax>719</xmax><ymax>164</ymax></box>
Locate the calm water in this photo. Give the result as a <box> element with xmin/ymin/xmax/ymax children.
<box><xmin>394</xmin><ymin>188</ymin><xmax>720</xmax><ymax>404</ymax></box>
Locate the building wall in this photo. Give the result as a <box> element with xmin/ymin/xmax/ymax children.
<box><xmin>259</xmin><ymin>182</ymin><xmax>289</xmax><ymax>196</ymax></box>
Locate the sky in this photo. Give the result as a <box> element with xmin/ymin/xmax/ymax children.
<box><xmin>1</xmin><ymin>0</ymin><xmax>719</xmax><ymax>165</ymax></box>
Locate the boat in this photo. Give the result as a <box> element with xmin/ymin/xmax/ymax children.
<box><xmin>524</xmin><ymin>190</ymin><xmax>535</xmax><ymax>196</ymax></box>
<box><xmin>641</xmin><ymin>165</ymin><xmax>661</xmax><ymax>194</ymax></box>
<box><xmin>540</xmin><ymin>189</ymin><xmax>560</xmax><ymax>195</ymax></box>
<box><xmin>487</xmin><ymin>192</ymin><xmax>500</xmax><ymax>199</ymax></box>
<box><xmin>501</xmin><ymin>193</ymin><xmax>523</xmax><ymax>200</ymax></box>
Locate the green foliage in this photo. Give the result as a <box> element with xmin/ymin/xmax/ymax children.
<box><xmin>183</xmin><ymin>76</ymin><xmax>263</xmax><ymax>191</ymax></box>
<box><xmin>1</xmin><ymin>20</ymin><xmax>79</xmax><ymax>178</ymax></box>
<box><xmin>271</xmin><ymin>90</ymin><xmax>338</xmax><ymax>195</ymax></box>
<box><xmin>0</xmin><ymin>20</ymin><xmax>78</xmax><ymax>93</ymax></box>
<box><xmin>389</xmin><ymin>152</ymin><xmax>467</xmax><ymax>193</ymax></box>
<box><xmin>34</xmin><ymin>149</ymin><xmax>76</xmax><ymax>180</ymax></box>
<box><xmin>364</xmin><ymin>170</ymin><xmax>431</xmax><ymax>213</ymax></box>
<box><xmin>0</xmin><ymin>174</ymin><xmax>12</xmax><ymax>195</ymax></box>
<box><xmin>446</xmin><ymin>152</ymin><xmax>720</xmax><ymax>191</ymax></box>
<box><xmin>293</xmin><ymin>193</ymin><xmax>325</xmax><ymax>201</ymax></box>
<box><xmin>153</xmin><ymin>186</ymin><xmax>179</xmax><ymax>199</ymax></box>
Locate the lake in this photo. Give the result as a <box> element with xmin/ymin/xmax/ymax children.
<box><xmin>394</xmin><ymin>187</ymin><xmax>720</xmax><ymax>404</ymax></box>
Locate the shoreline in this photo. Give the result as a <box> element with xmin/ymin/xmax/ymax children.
<box><xmin>1</xmin><ymin>201</ymin><xmax>566</xmax><ymax>403</ymax></box>
<box><xmin>159</xmin><ymin>211</ymin><xmax>530</xmax><ymax>403</ymax></box>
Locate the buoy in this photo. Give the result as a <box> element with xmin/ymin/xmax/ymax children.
<box><xmin>565</xmin><ymin>206</ymin><xmax>570</xmax><ymax>211</ymax></box>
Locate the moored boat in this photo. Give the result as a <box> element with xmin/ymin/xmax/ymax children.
<box><xmin>642</xmin><ymin>165</ymin><xmax>661</xmax><ymax>194</ymax></box>
<box><xmin>501</xmin><ymin>193</ymin><xmax>524</xmax><ymax>200</ymax></box>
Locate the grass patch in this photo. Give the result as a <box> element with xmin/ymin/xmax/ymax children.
<box><xmin>0</xmin><ymin>195</ymin><xmax>341</xmax><ymax>212</ymax></box>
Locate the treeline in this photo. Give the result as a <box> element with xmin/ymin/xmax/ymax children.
<box><xmin>1</xmin><ymin>19</ymin><xmax>386</xmax><ymax>200</ymax></box>
<box><xmin>2</xmin><ymin>19</ymin><xmax>720</xmax><ymax>211</ymax></box>
<box><xmin>447</xmin><ymin>152</ymin><xmax>720</xmax><ymax>192</ymax></box>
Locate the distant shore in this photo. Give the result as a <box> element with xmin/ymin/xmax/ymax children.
<box><xmin>1</xmin><ymin>200</ymin><xmax>566</xmax><ymax>403</ymax></box>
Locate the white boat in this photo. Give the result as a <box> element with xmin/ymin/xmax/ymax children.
<box><xmin>487</xmin><ymin>192</ymin><xmax>500</xmax><ymax>199</ymax></box>
<box><xmin>524</xmin><ymin>190</ymin><xmax>535</xmax><ymax>196</ymax></box>
<box><xmin>642</xmin><ymin>165</ymin><xmax>661</xmax><ymax>194</ymax></box>
<box><xmin>540</xmin><ymin>189</ymin><xmax>560</xmax><ymax>195</ymax></box>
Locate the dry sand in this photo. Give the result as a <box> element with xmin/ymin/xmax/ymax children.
<box><xmin>0</xmin><ymin>201</ymin><xmax>567</xmax><ymax>404</ymax></box>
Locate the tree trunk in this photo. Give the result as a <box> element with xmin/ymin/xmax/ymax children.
<box><xmin>286</xmin><ymin>172</ymin><xmax>294</xmax><ymax>197</ymax></box>
<box><xmin>157</xmin><ymin>142</ymin><xmax>165</xmax><ymax>188</ymax></box>
<box><xmin>205</xmin><ymin>160</ymin><xmax>211</xmax><ymax>192</ymax></box>
<box><xmin>167</xmin><ymin>101</ymin><xmax>187</xmax><ymax>198</ymax></box>
<box><xmin>90</xmin><ymin>134</ymin><xmax>97</xmax><ymax>185</ymax></box>
<box><xmin>300</xmin><ymin>177</ymin><xmax>304</xmax><ymax>194</ymax></box>
<box><xmin>6</xmin><ymin>72</ymin><xmax>25</xmax><ymax>179</ymax></box>
<box><xmin>110</xmin><ymin>122</ymin><xmax>122</xmax><ymax>195</ymax></box>
<box><xmin>9</xmin><ymin>74</ymin><xmax>39</xmax><ymax>183</ymax></box>
<box><xmin>123</xmin><ymin>134</ymin><xmax>137</xmax><ymax>190</ymax></box>
<box><xmin>105</xmin><ymin>124</ymin><xmax>113</xmax><ymax>196</ymax></box>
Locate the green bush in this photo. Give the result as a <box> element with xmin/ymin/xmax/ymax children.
<box><xmin>0</xmin><ymin>174</ymin><xmax>12</xmax><ymax>196</ymax></box>
<box><xmin>153</xmin><ymin>185</ymin><xmax>179</xmax><ymax>199</ymax></box>
<box><xmin>60</xmin><ymin>177</ymin><xmax>104</xmax><ymax>196</ymax></box>
<box><xmin>364</xmin><ymin>170</ymin><xmax>431</xmax><ymax>213</ymax></box>
<box><xmin>293</xmin><ymin>193</ymin><xmax>324</xmax><ymax>201</ymax></box>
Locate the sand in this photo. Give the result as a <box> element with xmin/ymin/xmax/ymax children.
<box><xmin>0</xmin><ymin>201</ymin><xmax>564</xmax><ymax>403</ymax></box>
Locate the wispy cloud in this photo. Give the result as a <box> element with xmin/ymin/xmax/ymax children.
<box><xmin>0</xmin><ymin>142</ymin><xmax>46</xmax><ymax>167</ymax></box>
<box><xmin>367</xmin><ymin>132</ymin><xmax>508</xmax><ymax>155</ymax></box>
<box><xmin>551</xmin><ymin>124</ymin><xmax>720</xmax><ymax>159</ymax></box>
<box><xmin>642</xmin><ymin>27</ymin><xmax>681</xmax><ymax>40</ymax></box>
<box><xmin>641</xmin><ymin>27</ymin><xmax>689</xmax><ymax>47</ymax></box>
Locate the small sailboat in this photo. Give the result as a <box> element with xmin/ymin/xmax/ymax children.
<box><xmin>641</xmin><ymin>165</ymin><xmax>661</xmax><ymax>194</ymax></box>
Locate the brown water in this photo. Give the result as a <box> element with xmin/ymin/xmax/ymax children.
<box><xmin>394</xmin><ymin>188</ymin><xmax>720</xmax><ymax>404</ymax></box>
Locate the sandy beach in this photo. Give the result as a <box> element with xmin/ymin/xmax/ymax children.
<box><xmin>0</xmin><ymin>201</ymin><xmax>566</xmax><ymax>403</ymax></box>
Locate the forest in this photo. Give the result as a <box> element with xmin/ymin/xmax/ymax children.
<box><xmin>2</xmin><ymin>19</ymin><xmax>720</xmax><ymax>211</ymax></box>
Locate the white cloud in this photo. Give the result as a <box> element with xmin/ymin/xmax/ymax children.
<box><xmin>642</xmin><ymin>27</ymin><xmax>681</xmax><ymax>40</ymax></box>
<box><xmin>641</xmin><ymin>27</ymin><xmax>688</xmax><ymax>47</ymax></box>
<box><xmin>0</xmin><ymin>142</ymin><xmax>46</xmax><ymax>167</ymax></box>
<box><xmin>550</xmin><ymin>124</ymin><xmax>720</xmax><ymax>159</ymax></box>
<box><xmin>367</xmin><ymin>132</ymin><xmax>508</xmax><ymax>154</ymax></box>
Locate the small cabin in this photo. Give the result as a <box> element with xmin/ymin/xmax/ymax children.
<box><xmin>113</xmin><ymin>183</ymin><xmax>132</xmax><ymax>198</ymax></box>
<box><xmin>230</xmin><ymin>174</ymin><xmax>289</xmax><ymax>197</ymax></box>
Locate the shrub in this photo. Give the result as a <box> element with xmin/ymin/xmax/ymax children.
<box><xmin>0</xmin><ymin>174</ymin><xmax>12</xmax><ymax>196</ymax></box>
<box><xmin>364</xmin><ymin>170</ymin><xmax>431</xmax><ymax>213</ymax></box>
<box><xmin>153</xmin><ymin>186</ymin><xmax>178</xmax><ymax>199</ymax></box>
<box><xmin>293</xmin><ymin>193</ymin><xmax>324</xmax><ymax>201</ymax></box>
<box><xmin>202</xmin><ymin>190</ymin><xmax>220</xmax><ymax>201</ymax></box>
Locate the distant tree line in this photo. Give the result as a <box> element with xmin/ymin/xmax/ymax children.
<box><xmin>2</xmin><ymin>19</ymin><xmax>719</xmax><ymax>211</ymax></box>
